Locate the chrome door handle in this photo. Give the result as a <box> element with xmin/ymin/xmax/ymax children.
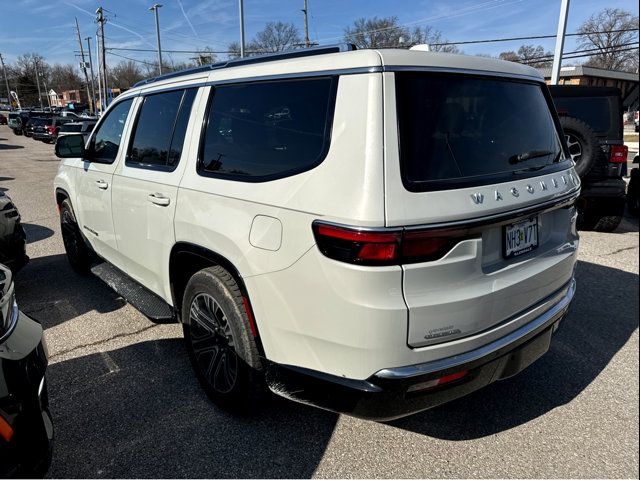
<box><xmin>148</xmin><ymin>193</ymin><xmax>171</xmax><ymax>206</ymax></box>
<box><xmin>95</xmin><ymin>180</ymin><xmax>109</xmax><ymax>190</ymax></box>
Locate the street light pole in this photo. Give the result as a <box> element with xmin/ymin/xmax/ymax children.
<box><xmin>551</xmin><ymin>0</ymin><xmax>570</xmax><ymax>85</ymax></box>
<box><xmin>149</xmin><ymin>4</ymin><xmax>163</xmax><ymax>74</ymax></box>
<box><xmin>238</xmin><ymin>0</ymin><xmax>245</xmax><ymax>58</ymax></box>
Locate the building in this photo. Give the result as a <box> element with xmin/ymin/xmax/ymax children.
<box><xmin>539</xmin><ymin>65</ymin><xmax>639</xmax><ymax>112</ymax></box>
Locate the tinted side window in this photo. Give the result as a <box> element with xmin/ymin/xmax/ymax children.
<box><xmin>91</xmin><ymin>99</ymin><xmax>133</xmax><ymax>163</ymax></box>
<box><xmin>127</xmin><ymin>89</ymin><xmax>197</xmax><ymax>170</ymax></box>
<box><xmin>199</xmin><ymin>77</ymin><xmax>336</xmax><ymax>181</ymax></box>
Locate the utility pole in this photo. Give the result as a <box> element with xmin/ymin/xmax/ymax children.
<box><xmin>34</xmin><ymin>59</ymin><xmax>43</xmax><ymax>109</ymax></box>
<box><xmin>85</xmin><ymin>37</ymin><xmax>97</xmax><ymax>114</ymax></box>
<box><xmin>0</xmin><ymin>53</ymin><xmax>11</xmax><ymax>108</ymax></box>
<box><xmin>551</xmin><ymin>0</ymin><xmax>570</xmax><ymax>85</ymax></box>
<box><xmin>96</xmin><ymin>7</ymin><xmax>108</xmax><ymax>108</ymax></box>
<box><xmin>149</xmin><ymin>4</ymin><xmax>163</xmax><ymax>74</ymax></box>
<box><xmin>96</xmin><ymin>34</ymin><xmax>103</xmax><ymax>113</ymax></box>
<box><xmin>42</xmin><ymin>77</ymin><xmax>52</xmax><ymax>109</ymax></box>
<box><xmin>302</xmin><ymin>0</ymin><xmax>310</xmax><ymax>48</ymax></box>
<box><xmin>238</xmin><ymin>0</ymin><xmax>245</xmax><ymax>57</ymax></box>
<box><xmin>75</xmin><ymin>18</ymin><xmax>93</xmax><ymax>115</ymax></box>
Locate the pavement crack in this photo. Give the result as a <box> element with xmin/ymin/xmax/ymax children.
<box><xmin>48</xmin><ymin>323</ymin><xmax>160</xmax><ymax>361</ymax></box>
<box><xmin>601</xmin><ymin>245</ymin><xmax>639</xmax><ymax>256</ymax></box>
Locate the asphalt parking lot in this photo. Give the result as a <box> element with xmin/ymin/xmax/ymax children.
<box><xmin>1</xmin><ymin>125</ymin><xmax>638</xmax><ymax>478</ymax></box>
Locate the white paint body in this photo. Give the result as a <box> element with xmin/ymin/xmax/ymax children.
<box><xmin>54</xmin><ymin>49</ymin><xmax>579</xmax><ymax>380</ymax></box>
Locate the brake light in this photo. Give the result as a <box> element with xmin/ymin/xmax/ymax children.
<box><xmin>609</xmin><ymin>145</ymin><xmax>628</xmax><ymax>163</ymax></box>
<box><xmin>312</xmin><ymin>222</ymin><xmax>472</xmax><ymax>266</ymax></box>
<box><xmin>46</xmin><ymin>125</ymin><xmax>56</xmax><ymax>134</ymax></box>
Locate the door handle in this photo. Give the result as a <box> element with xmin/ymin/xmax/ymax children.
<box><xmin>148</xmin><ymin>193</ymin><xmax>171</xmax><ymax>206</ymax></box>
<box><xmin>95</xmin><ymin>180</ymin><xmax>109</xmax><ymax>190</ymax></box>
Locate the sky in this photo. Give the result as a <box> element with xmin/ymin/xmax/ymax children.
<box><xmin>0</xmin><ymin>0</ymin><xmax>638</xmax><ymax>67</ymax></box>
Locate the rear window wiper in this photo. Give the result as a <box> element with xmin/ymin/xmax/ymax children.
<box><xmin>508</xmin><ymin>150</ymin><xmax>555</xmax><ymax>165</ymax></box>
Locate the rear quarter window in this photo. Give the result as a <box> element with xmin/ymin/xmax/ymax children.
<box><xmin>198</xmin><ymin>77</ymin><xmax>337</xmax><ymax>181</ymax></box>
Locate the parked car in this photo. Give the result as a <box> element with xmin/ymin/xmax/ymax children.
<box><xmin>56</xmin><ymin>120</ymin><xmax>97</xmax><ymax>144</ymax></box>
<box><xmin>0</xmin><ymin>192</ymin><xmax>27</xmax><ymax>273</ymax></box>
<box><xmin>22</xmin><ymin>114</ymin><xmax>54</xmax><ymax>138</ymax></box>
<box><xmin>0</xmin><ymin>114</ymin><xmax>6</xmax><ymax>125</ymax></box>
<box><xmin>54</xmin><ymin>45</ymin><xmax>579</xmax><ymax>420</ymax></box>
<box><xmin>549</xmin><ymin>86</ymin><xmax>628</xmax><ymax>232</ymax></box>
<box><xmin>0</xmin><ymin>264</ymin><xmax>53</xmax><ymax>478</ymax></box>
<box><xmin>7</xmin><ymin>112</ymin><xmax>25</xmax><ymax>135</ymax></box>
<box><xmin>32</xmin><ymin>117</ymin><xmax>74</xmax><ymax>144</ymax></box>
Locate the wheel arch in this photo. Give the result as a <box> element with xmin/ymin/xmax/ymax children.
<box><xmin>169</xmin><ymin>242</ymin><xmax>264</xmax><ymax>353</ymax></box>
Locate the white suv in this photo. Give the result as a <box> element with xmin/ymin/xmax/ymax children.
<box><xmin>54</xmin><ymin>45</ymin><xmax>579</xmax><ymax>420</ymax></box>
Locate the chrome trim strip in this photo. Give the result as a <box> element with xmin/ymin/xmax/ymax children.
<box><xmin>374</xmin><ymin>278</ymin><xmax>576</xmax><ymax>380</ymax></box>
<box><xmin>382</xmin><ymin>65</ymin><xmax>544</xmax><ymax>83</ymax></box>
<box><xmin>316</xmin><ymin>187</ymin><xmax>579</xmax><ymax>233</ymax></box>
<box><xmin>404</xmin><ymin>187</ymin><xmax>580</xmax><ymax>231</ymax></box>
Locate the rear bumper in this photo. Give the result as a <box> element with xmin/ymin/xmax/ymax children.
<box><xmin>580</xmin><ymin>178</ymin><xmax>626</xmax><ymax>199</ymax></box>
<box><xmin>578</xmin><ymin>179</ymin><xmax>626</xmax><ymax>217</ymax></box>
<box><xmin>266</xmin><ymin>278</ymin><xmax>575</xmax><ymax>421</ymax></box>
<box><xmin>32</xmin><ymin>133</ymin><xmax>53</xmax><ymax>141</ymax></box>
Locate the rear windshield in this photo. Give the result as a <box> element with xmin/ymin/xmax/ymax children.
<box><xmin>395</xmin><ymin>73</ymin><xmax>566</xmax><ymax>191</ymax></box>
<box><xmin>60</xmin><ymin>124</ymin><xmax>83</xmax><ymax>133</ymax></box>
<box><xmin>551</xmin><ymin>96</ymin><xmax>617</xmax><ymax>135</ymax></box>
<box><xmin>8</xmin><ymin>113</ymin><xmax>18</xmax><ymax>119</ymax></box>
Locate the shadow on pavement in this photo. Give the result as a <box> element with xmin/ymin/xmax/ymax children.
<box><xmin>23</xmin><ymin>223</ymin><xmax>55</xmax><ymax>244</ymax></box>
<box><xmin>46</xmin><ymin>338</ymin><xmax>338</xmax><ymax>478</ymax></box>
<box><xmin>390</xmin><ymin>259</ymin><xmax>639</xmax><ymax>439</ymax></box>
<box><xmin>15</xmin><ymin>254</ymin><xmax>126</xmax><ymax>328</ymax></box>
<box><xmin>0</xmin><ymin>144</ymin><xmax>23</xmax><ymax>150</ymax></box>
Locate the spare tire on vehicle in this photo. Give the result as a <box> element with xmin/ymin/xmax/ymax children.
<box><xmin>559</xmin><ymin>116</ymin><xmax>603</xmax><ymax>178</ymax></box>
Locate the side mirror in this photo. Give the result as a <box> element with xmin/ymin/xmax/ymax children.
<box><xmin>55</xmin><ymin>134</ymin><xmax>85</xmax><ymax>159</ymax></box>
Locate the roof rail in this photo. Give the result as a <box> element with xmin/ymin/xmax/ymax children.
<box><xmin>132</xmin><ymin>43</ymin><xmax>357</xmax><ymax>88</ymax></box>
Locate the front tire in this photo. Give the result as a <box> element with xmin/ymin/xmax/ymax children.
<box><xmin>182</xmin><ymin>266</ymin><xmax>265</xmax><ymax>413</ymax></box>
<box><xmin>59</xmin><ymin>199</ymin><xmax>93</xmax><ymax>273</ymax></box>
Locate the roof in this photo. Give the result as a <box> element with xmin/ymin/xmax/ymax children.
<box><xmin>538</xmin><ymin>65</ymin><xmax>639</xmax><ymax>82</ymax></box>
<box><xmin>125</xmin><ymin>44</ymin><xmax>544</xmax><ymax>97</ymax></box>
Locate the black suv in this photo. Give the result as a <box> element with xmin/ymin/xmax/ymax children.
<box><xmin>549</xmin><ymin>86</ymin><xmax>628</xmax><ymax>232</ymax></box>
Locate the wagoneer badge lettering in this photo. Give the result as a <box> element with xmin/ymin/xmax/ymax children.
<box><xmin>495</xmin><ymin>190</ymin><xmax>503</xmax><ymax>201</ymax></box>
<box><xmin>552</xmin><ymin>178</ymin><xmax>559</xmax><ymax>188</ymax></box>
<box><xmin>511</xmin><ymin>187</ymin><xmax>520</xmax><ymax>197</ymax></box>
<box><xmin>470</xmin><ymin>193</ymin><xmax>484</xmax><ymax>204</ymax></box>
<box><xmin>526</xmin><ymin>184</ymin><xmax>535</xmax><ymax>194</ymax></box>
<box><xmin>540</xmin><ymin>180</ymin><xmax>548</xmax><ymax>191</ymax></box>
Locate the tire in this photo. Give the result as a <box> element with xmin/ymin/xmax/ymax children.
<box><xmin>627</xmin><ymin>169</ymin><xmax>640</xmax><ymax>217</ymax></box>
<box><xmin>559</xmin><ymin>116</ymin><xmax>602</xmax><ymax>178</ymax></box>
<box><xmin>182</xmin><ymin>266</ymin><xmax>266</xmax><ymax>413</ymax></box>
<box><xmin>59</xmin><ymin>199</ymin><xmax>93</xmax><ymax>273</ymax></box>
<box><xmin>577</xmin><ymin>210</ymin><xmax>623</xmax><ymax>233</ymax></box>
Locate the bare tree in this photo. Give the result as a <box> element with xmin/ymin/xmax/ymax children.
<box><xmin>48</xmin><ymin>64</ymin><xmax>83</xmax><ymax>93</ymax></box>
<box><xmin>577</xmin><ymin>8</ymin><xmax>639</xmax><ymax>71</ymax></box>
<box><xmin>344</xmin><ymin>16</ymin><xmax>407</xmax><ymax>48</ymax></box>
<box><xmin>110</xmin><ymin>60</ymin><xmax>145</xmax><ymax>89</ymax></box>
<box><xmin>408</xmin><ymin>26</ymin><xmax>460</xmax><ymax>53</ymax></box>
<box><xmin>193</xmin><ymin>47</ymin><xmax>217</xmax><ymax>66</ymax></box>
<box><xmin>228</xmin><ymin>22</ymin><xmax>301</xmax><ymax>58</ymax></box>
<box><xmin>498</xmin><ymin>44</ymin><xmax>553</xmax><ymax>67</ymax></box>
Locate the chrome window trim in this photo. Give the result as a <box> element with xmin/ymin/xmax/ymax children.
<box><xmin>374</xmin><ymin>278</ymin><xmax>576</xmax><ymax>380</ymax></box>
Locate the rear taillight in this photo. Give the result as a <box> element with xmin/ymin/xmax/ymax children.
<box><xmin>46</xmin><ymin>125</ymin><xmax>56</xmax><ymax>134</ymax></box>
<box><xmin>312</xmin><ymin>222</ymin><xmax>473</xmax><ymax>266</ymax></box>
<box><xmin>609</xmin><ymin>145</ymin><xmax>628</xmax><ymax>164</ymax></box>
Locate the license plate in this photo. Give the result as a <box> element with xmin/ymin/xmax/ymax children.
<box><xmin>504</xmin><ymin>217</ymin><xmax>538</xmax><ymax>258</ymax></box>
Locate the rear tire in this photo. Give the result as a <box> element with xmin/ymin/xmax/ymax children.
<box><xmin>59</xmin><ymin>199</ymin><xmax>93</xmax><ymax>273</ymax></box>
<box><xmin>559</xmin><ymin>116</ymin><xmax>602</xmax><ymax>178</ymax></box>
<box><xmin>182</xmin><ymin>266</ymin><xmax>266</xmax><ymax>414</ymax></box>
<box><xmin>627</xmin><ymin>169</ymin><xmax>640</xmax><ymax>217</ymax></box>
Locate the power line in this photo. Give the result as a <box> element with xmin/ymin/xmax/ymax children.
<box><xmin>519</xmin><ymin>41</ymin><xmax>639</xmax><ymax>64</ymax></box>
<box><xmin>431</xmin><ymin>28</ymin><xmax>638</xmax><ymax>46</ymax></box>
